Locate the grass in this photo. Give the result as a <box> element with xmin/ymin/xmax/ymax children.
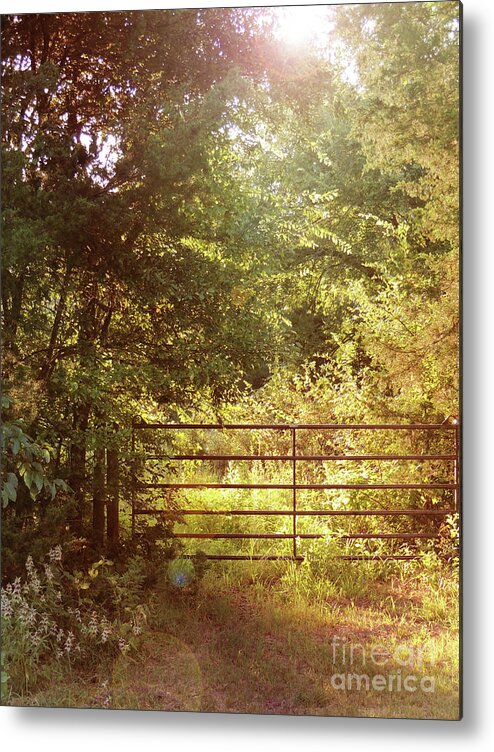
<box><xmin>9</xmin><ymin>560</ymin><xmax>460</xmax><ymax>720</ymax></box>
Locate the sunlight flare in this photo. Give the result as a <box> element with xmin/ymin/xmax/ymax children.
<box><xmin>273</xmin><ymin>4</ymin><xmax>332</xmax><ymax>48</ymax></box>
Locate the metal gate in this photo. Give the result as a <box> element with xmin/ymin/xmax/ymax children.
<box><xmin>131</xmin><ymin>421</ymin><xmax>460</xmax><ymax>562</ymax></box>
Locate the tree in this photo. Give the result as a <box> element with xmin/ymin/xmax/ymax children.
<box><xmin>1</xmin><ymin>8</ymin><xmax>281</xmax><ymax>539</ymax></box>
<box><xmin>333</xmin><ymin>1</ymin><xmax>460</xmax><ymax>248</ymax></box>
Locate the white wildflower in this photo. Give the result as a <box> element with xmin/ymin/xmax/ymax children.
<box><xmin>64</xmin><ymin>631</ymin><xmax>75</xmax><ymax>654</ymax></box>
<box><xmin>100</xmin><ymin>627</ymin><xmax>111</xmax><ymax>643</ymax></box>
<box><xmin>49</xmin><ymin>545</ymin><xmax>62</xmax><ymax>563</ymax></box>
<box><xmin>1</xmin><ymin>592</ymin><xmax>13</xmax><ymax>619</ymax></box>
<box><xmin>99</xmin><ymin>618</ymin><xmax>112</xmax><ymax>643</ymax></box>
<box><xmin>26</xmin><ymin>605</ymin><xmax>37</xmax><ymax>626</ymax></box>
<box><xmin>30</xmin><ymin>574</ymin><xmax>41</xmax><ymax>594</ymax></box>
<box><xmin>39</xmin><ymin>613</ymin><xmax>50</xmax><ymax>633</ymax></box>
<box><xmin>88</xmin><ymin>612</ymin><xmax>98</xmax><ymax>636</ymax></box>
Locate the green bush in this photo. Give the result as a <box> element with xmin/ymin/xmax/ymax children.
<box><xmin>1</xmin><ymin>546</ymin><xmax>147</xmax><ymax>699</ymax></box>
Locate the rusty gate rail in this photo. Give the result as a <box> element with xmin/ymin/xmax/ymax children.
<box><xmin>131</xmin><ymin>421</ymin><xmax>460</xmax><ymax>562</ymax></box>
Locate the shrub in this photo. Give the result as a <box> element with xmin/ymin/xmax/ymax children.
<box><xmin>0</xmin><ymin>546</ymin><xmax>146</xmax><ymax>700</ymax></box>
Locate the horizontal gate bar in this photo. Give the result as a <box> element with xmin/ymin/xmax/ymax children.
<box><xmin>173</xmin><ymin>532</ymin><xmax>440</xmax><ymax>539</ymax></box>
<box><xmin>146</xmin><ymin>454</ymin><xmax>455</xmax><ymax>462</ymax></box>
<box><xmin>133</xmin><ymin>508</ymin><xmax>455</xmax><ymax>516</ymax></box>
<box><xmin>176</xmin><ymin>533</ymin><xmax>315</xmax><ymax>539</ymax></box>
<box><xmin>134</xmin><ymin>422</ymin><xmax>456</xmax><ymax>430</ymax></box>
<box><xmin>183</xmin><ymin>554</ymin><xmax>419</xmax><ymax>561</ymax></box>
<box><xmin>189</xmin><ymin>554</ymin><xmax>305</xmax><ymax>561</ymax></box>
<box><xmin>139</xmin><ymin>482</ymin><xmax>456</xmax><ymax>490</ymax></box>
<box><xmin>337</xmin><ymin>555</ymin><xmax>419</xmax><ymax>561</ymax></box>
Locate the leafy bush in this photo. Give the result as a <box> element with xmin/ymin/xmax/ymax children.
<box><xmin>1</xmin><ymin>547</ymin><xmax>147</xmax><ymax>700</ymax></box>
<box><xmin>1</xmin><ymin>395</ymin><xmax>75</xmax><ymax>583</ymax></box>
<box><xmin>437</xmin><ymin>513</ymin><xmax>460</xmax><ymax>565</ymax></box>
<box><xmin>1</xmin><ymin>396</ymin><xmax>69</xmax><ymax>509</ymax></box>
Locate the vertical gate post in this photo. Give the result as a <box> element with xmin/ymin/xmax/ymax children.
<box><xmin>107</xmin><ymin>435</ymin><xmax>120</xmax><ymax>550</ymax></box>
<box><xmin>292</xmin><ymin>426</ymin><xmax>297</xmax><ymax>559</ymax></box>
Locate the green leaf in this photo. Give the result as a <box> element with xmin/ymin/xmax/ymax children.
<box><xmin>7</xmin><ymin>472</ymin><xmax>18</xmax><ymax>489</ymax></box>
<box><xmin>45</xmin><ymin>480</ymin><xmax>56</xmax><ymax>500</ymax></box>
<box><xmin>5</xmin><ymin>481</ymin><xmax>17</xmax><ymax>502</ymax></box>
<box><xmin>32</xmin><ymin>471</ymin><xmax>44</xmax><ymax>492</ymax></box>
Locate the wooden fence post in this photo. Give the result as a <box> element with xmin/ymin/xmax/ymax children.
<box><xmin>107</xmin><ymin>427</ymin><xmax>120</xmax><ymax>550</ymax></box>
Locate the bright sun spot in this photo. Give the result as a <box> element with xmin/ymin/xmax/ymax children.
<box><xmin>274</xmin><ymin>5</ymin><xmax>332</xmax><ymax>49</ymax></box>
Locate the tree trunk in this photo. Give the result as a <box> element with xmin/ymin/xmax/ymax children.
<box><xmin>107</xmin><ymin>438</ymin><xmax>120</xmax><ymax>551</ymax></box>
<box><xmin>69</xmin><ymin>287</ymin><xmax>97</xmax><ymax>533</ymax></box>
<box><xmin>1</xmin><ymin>271</ymin><xmax>25</xmax><ymax>360</ymax></box>
<box><xmin>92</xmin><ymin>445</ymin><xmax>106</xmax><ymax>549</ymax></box>
<box><xmin>69</xmin><ymin>402</ymin><xmax>90</xmax><ymax>533</ymax></box>
<box><xmin>39</xmin><ymin>266</ymin><xmax>71</xmax><ymax>381</ymax></box>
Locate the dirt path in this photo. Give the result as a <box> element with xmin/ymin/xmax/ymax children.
<box><xmin>108</xmin><ymin>585</ymin><xmax>460</xmax><ymax>719</ymax></box>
